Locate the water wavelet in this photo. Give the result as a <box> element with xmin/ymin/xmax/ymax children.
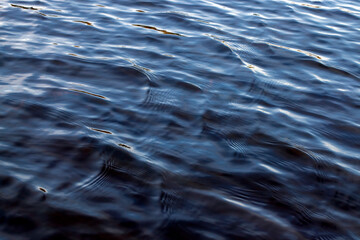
<box><xmin>118</xmin><ymin>143</ymin><xmax>131</xmax><ymax>149</ymax></box>
<box><xmin>37</xmin><ymin>12</ymin><xmax>47</xmax><ymax>17</ymax></box>
<box><xmin>206</xmin><ymin>37</ymin><xmax>269</xmax><ymax>108</ymax></box>
<box><xmin>141</xmin><ymin>87</ymin><xmax>182</xmax><ymax>113</ymax></box>
<box><xmin>9</xmin><ymin>58</ymin><xmax>153</xmax><ymax>109</ymax></box>
<box><xmin>74</xmin><ymin>20</ymin><xmax>94</xmax><ymax>26</ymax></box>
<box><xmin>248</xmin><ymin>133</ymin><xmax>333</xmax><ymax>187</ymax></box>
<box><xmin>67</xmin><ymin>53</ymin><xmax>86</xmax><ymax>58</ymax></box>
<box><xmin>156</xmin><ymin>170</ymin><xmax>308</xmax><ymax>240</ymax></box>
<box><xmin>132</xmin><ymin>24</ymin><xmax>185</xmax><ymax>36</ymax></box>
<box><xmin>68</xmin><ymin>144</ymin><xmax>163</xmax><ymax>211</ymax></box>
<box><xmin>68</xmin><ymin>88</ymin><xmax>107</xmax><ymax>100</ymax></box>
<box><xmin>10</xmin><ymin>4</ymin><xmax>38</xmax><ymax>10</ymax></box>
<box><xmin>38</xmin><ymin>187</ymin><xmax>47</xmax><ymax>193</ymax></box>
<box><xmin>0</xmin><ymin>97</ymin><xmax>109</xmax><ymax>195</ymax></box>
<box><xmin>90</xmin><ymin>128</ymin><xmax>112</xmax><ymax>134</ymax></box>
<box><xmin>299</xmin><ymin>59</ymin><xmax>360</xmax><ymax>81</ymax></box>
<box><xmin>263</xmin><ymin>42</ymin><xmax>324</xmax><ymax>60</ymax></box>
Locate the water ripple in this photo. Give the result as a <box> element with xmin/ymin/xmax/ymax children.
<box><xmin>1</xmin><ymin>0</ymin><xmax>360</xmax><ymax>239</ymax></box>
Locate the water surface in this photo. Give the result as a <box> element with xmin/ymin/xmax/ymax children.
<box><xmin>0</xmin><ymin>0</ymin><xmax>360</xmax><ymax>239</ymax></box>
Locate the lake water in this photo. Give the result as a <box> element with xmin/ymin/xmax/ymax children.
<box><xmin>0</xmin><ymin>0</ymin><xmax>359</xmax><ymax>239</ymax></box>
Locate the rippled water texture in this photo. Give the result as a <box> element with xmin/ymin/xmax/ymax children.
<box><xmin>1</xmin><ymin>0</ymin><xmax>360</xmax><ymax>239</ymax></box>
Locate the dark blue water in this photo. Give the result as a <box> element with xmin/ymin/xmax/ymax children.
<box><xmin>1</xmin><ymin>0</ymin><xmax>360</xmax><ymax>239</ymax></box>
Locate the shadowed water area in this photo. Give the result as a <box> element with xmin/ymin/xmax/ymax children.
<box><xmin>0</xmin><ymin>0</ymin><xmax>360</xmax><ymax>239</ymax></box>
